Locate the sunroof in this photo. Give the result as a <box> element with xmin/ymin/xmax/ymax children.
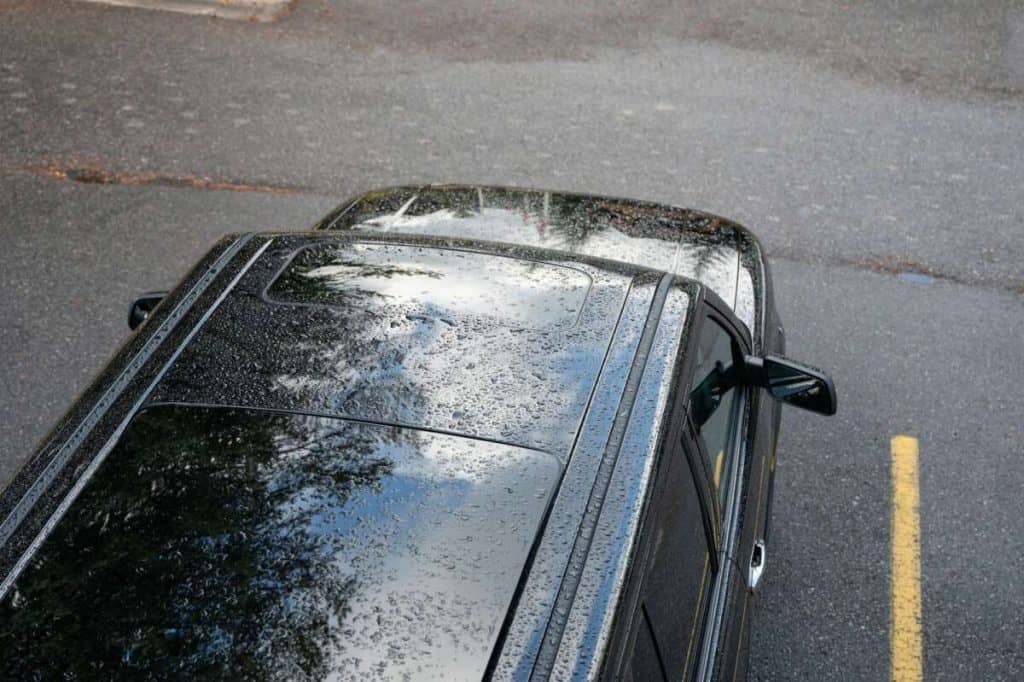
<box><xmin>267</xmin><ymin>242</ymin><xmax>592</xmax><ymax>329</ymax></box>
<box><xmin>0</xmin><ymin>406</ymin><xmax>560</xmax><ymax>679</ymax></box>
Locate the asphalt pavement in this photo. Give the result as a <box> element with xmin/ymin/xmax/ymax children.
<box><xmin>1</xmin><ymin>0</ymin><xmax>1022</xmax><ymax>678</ymax></box>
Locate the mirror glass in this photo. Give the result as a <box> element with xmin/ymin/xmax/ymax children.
<box><xmin>760</xmin><ymin>355</ymin><xmax>837</xmax><ymax>415</ymax></box>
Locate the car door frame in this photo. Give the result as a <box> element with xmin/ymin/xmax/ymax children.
<box><xmin>598</xmin><ymin>288</ymin><xmax>766</xmax><ymax>681</ymax></box>
<box><xmin>688</xmin><ymin>292</ymin><xmax>762</xmax><ymax>681</ymax></box>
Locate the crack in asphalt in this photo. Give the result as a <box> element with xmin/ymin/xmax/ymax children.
<box><xmin>763</xmin><ymin>249</ymin><xmax>1023</xmax><ymax>297</ymax></box>
<box><xmin>18</xmin><ymin>159</ymin><xmax>308</xmax><ymax>196</ymax></box>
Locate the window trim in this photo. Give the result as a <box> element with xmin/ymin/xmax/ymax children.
<box><xmin>689</xmin><ymin>295</ymin><xmax>755</xmax><ymax>681</ymax></box>
<box><xmin>683</xmin><ymin>412</ymin><xmax>721</xmax><ymax>557</ymax></box>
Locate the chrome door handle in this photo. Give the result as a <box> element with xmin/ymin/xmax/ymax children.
<box><xmin>748</xmin><ymin>540</ymin><xmax>766</xmax><ymax>591</ymax></box>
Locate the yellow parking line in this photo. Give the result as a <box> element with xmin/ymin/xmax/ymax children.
<box><xmin>891</xmin><ymin>435</ymin><xmax>923</xmax><ymax>681</ymax></box>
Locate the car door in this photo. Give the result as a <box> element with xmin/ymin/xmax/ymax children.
<box><xmin>604</xmin><ymin>294</ymin><xmax>771</xmax><ymax>682</ymax></box>
<box><xmin>687</xmin><ymin>298</ymin><xmax>767</xmax><ymax>680</ymax></box>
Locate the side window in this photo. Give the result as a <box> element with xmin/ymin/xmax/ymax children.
<box><xmin>620</xmin><ymin>430</ymin><xmax>712</xmax><ymax>681</ymax></box>
<box><xmin>689</xmin><ymin>314</ymin><xmax>742</xmax><ymax>507</ymax></box>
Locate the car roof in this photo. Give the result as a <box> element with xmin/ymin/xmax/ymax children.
<box><xmin>0</xmin><ymin>404</ymin><xmax>562</xmax><ymax>679</ymax></box>
<box><xmin>317</xmin><ymin>184</ymin><xmax>765</xmax><ymax>340</ymax></box>
<box><xmin>0</xmin><ymin>230</ymin><xmax>702</xmax><ymax>679</ymax></box>
<box><xmin>150</xmin><ymin>231</ymin><xmax>655</xmax><ymax>454</ymax></box>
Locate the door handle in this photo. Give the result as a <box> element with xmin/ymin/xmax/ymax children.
<box><xmin>748</xmin><ymin>540</ymin><xmax>766</xmax><ymax>591</ymax></box>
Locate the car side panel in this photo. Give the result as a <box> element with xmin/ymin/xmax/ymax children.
<box><xmin>700</xmin><ymin>291</ymin><xmax>779</xmax><ymax>681</ymax></box>
<box><xmin>725</xmin><ymin>396</ymin><xmax>770</xmax><ymax>679</ymax></box>
<box><xmin>731</xmin><ymin>287</ymin><xmax>784</xmax><ymax>601</ymax></box>
<box><xmin>725</xmin><ymin>300</ymin><xmax>783</xmax><ymax>679</ymax></box>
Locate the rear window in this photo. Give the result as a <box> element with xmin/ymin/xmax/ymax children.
<box><xmin>266</xmin><ymin>242</ymin><xmax>592</xmax><ymax>329</ymax></box>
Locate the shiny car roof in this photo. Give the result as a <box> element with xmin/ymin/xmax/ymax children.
<box><xmin>317</xmin><ymin>184</ymin><xmax>766</xmax><ymax>341</ymax></box>
<box><xmin>150</xmin><ymin>232</ymin><xmax>652</xmax><ymax>454</ymax></box>
<box><xmin>0</xmin><ymin>405</ymin><xmax>562</xmax><ymax>679</ymax></box>
<box><xmin>0</xmin><ymin>230</ymin><xmax>700</xmax><ymax>679</ymax></box>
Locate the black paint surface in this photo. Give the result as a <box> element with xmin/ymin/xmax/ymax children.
<box><xmin>0</xmin><ymin>405</ymin><xmax>559</xmax><ymax>680</ymax></box>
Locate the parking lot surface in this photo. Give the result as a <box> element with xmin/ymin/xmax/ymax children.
<box><xmin>1</xmin><ymin>1</ymin><xmax>1022</xmax><ymax>678</ymax></box>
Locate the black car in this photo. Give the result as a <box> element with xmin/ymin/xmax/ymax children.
<box><xmin>0</xmin><ymin>186</ymin><xmax>835</xmax><ymax>680</ymax></box>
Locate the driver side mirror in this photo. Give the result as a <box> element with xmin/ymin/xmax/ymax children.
<box><xmin>128</xmin><ymin>292</ymin><xmax>167</xmax><ymax>331</ymax></box>
<box><xmin>743</xmin><ymin>354</ymin><xmax>837</xmax><ymax>416</ymax></box>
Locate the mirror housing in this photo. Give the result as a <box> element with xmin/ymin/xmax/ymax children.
<box><xmin>743</xmin><ymin>354</ymin><xmax>837</xmax><ymax>416</ymax></box>
<box><xmin>128</xmin><ymin>292</ymin><xmax>167</xmax><ymax>331</ymax></box>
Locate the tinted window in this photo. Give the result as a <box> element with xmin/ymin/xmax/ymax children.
<box><xmin>689</xmin><ymin>315</ymin><xmax>741</xmax><ymax>506</ymax></box>
<box><xmin>621</xmin><ymin>434</ymin><xmax>711</xmax><ymax>680</ymax></box>
<box><xmin>622</xmin><ymin>614</ymin><xmax>665</xmax><ymax>681</ymax></box>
